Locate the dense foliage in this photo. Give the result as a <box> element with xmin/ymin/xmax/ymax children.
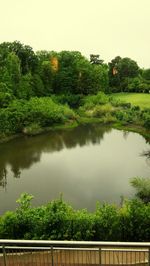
<box><xmin>79</xmin><ymin>92</ymin><xmax>150</xmax><ymax>130</ymax></box>
<box><xmin>0</xmin><ymin>41</ymin><xmax>150</xmax><ymax>102</ymax></box>
<box><xmin>0</xmin><ymin>41</ymin><xmax>149</xmax><ymax>139</ymax></box>
<box><xmin>0</xmin><ymin>193</ymin><xmax>149</xmax><ymax>241</ymax></box>
<box><xmin>0</xmin><ymin>97</ymin><xmax>76</xmax><ymax>136</ymax></box>
<box><xmin>108</xmin><ymin>56</ymin><xmax>150</xmax><ymax>93</ymax></box>
<box><xmin>0</xmin><ymin>42</ymin><xmax>108</xmax><ymax>101</ymax></box>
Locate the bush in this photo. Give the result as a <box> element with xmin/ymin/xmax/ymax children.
<box><xmin>115</xmin><ymin>110</ymin><xmax>130</xmax><ymax>123</ymax></box>
<box><xmin>0</xmin><ymin>97</ymin><xmax>76</xmax><ymax>135</ymax></box>
<box><xmin>23</xmin><ymin>123</ymin><xmax>42</xmax><ymax>135</ymax></box>
<box><xmin>93</xmin><ymin>203</ymin><xmax>120</xmax><ymax>241</ymax></box>
<box><xmin>93</xmin><ymin>104</ymin><xmax>114</xmax><ymax>118</ymax></box>
<box><xmin>52</xmin><ymin>94</ymin><xmax>83</xmax><ymax>108</ymax></box>
<box><xmin>143</xmin><ymin>113</ymin><xmax>150</xmax><ymax>129</ymax></box>
<box><xmin>103</xmin><ymin>113</ymin><xmax>117</xmax><ymax>123</ymax></box>
<box><xmin>109</xmin><ymin>96</ymin><xmax>132</xmax><ymax>109</ymax></box>
<box><xmin>82</xmin><ymin>92</ymin><xmax>109</xmax><ymax>108</ymax></box>
<box><xmin>119</xmin><ymin>199</ymin><xmax>150</xmax><ymax>241</ymax></box>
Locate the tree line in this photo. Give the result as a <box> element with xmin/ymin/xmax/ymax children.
<box><xmin>0</xmin><ymin>41</ymin><xmax>150</xmax><ymax>108</ymax></box>
<box><xmin>0</xmin><ymin>41</ymin><xmax>149</xmax><ymax>138</ymax></box>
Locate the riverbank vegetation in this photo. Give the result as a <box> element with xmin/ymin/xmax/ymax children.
<box><xmin>0</xmin><ymin>178</ymin><xmax>149</xmax><ymax>241</ymax></box>
<box><xmin>0</xmin><ymin>41</ymin><xmax>149</xmax><ymax>141</ymax></box>
<box><xmin>0</xmin><ymin>182</ymin><xmax>149</xmax><ymax>241</ymax></box>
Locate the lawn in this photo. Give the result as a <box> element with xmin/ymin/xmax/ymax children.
<box><xmin>111</xmin><ymin>93</ymin><xmax>150</xmax><ymax>109</ymax></box>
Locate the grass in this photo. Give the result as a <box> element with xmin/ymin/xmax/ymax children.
<box><xmin>111</xmin><ymin>93</ymin><xmax>150</xmax><ymax>109</ymax></box>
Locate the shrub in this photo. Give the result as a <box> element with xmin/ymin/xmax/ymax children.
<box><xmin>93</xmin><ymin>203</ymin><xmax>120</xmax><ymax>241</ymax></box>
<box><xmin>119</xmin><ymin>199</ymin><xmax>150</xmax><ymax>241</ymax></box>
<box><xmin>143</xmin><ymin>113</ymin><xmax>150</xmax><ymax>129</ymax></box>
<box><xmin>82</xmin><ymin>92</ymin><xmax>109</xmax><ymax>108</ymax></box>
<box><xmin>0</xmin><ymin>97</ymin><xmax>76</xmax><ymax>135</ymax></box>
<box><xmin>130</xmin><ymin>177</ymin><xmax>150</xmax><ymax>203</ymax></box>
<box><xmin>93</xmin><ymin>104</ymin><xmax>114</xmax><ymax>117</ymax></box>
<box><xmin>103</xmin><ymin>113</ymin><xmax>117</xmax><ymax>123</ymax></box>
<box><xmin>52</xmin><ymin>94</ymin><xmax>83</xmax><ymax>108</ymax></box>
<box><xmin>23</xmin><ymin>123</ymin><xmax>42</xmax><ymax>135</ymax></box>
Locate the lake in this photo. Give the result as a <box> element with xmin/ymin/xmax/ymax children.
<box><xmin>0</xmin><ymin>124</ymin><xmax>149</xmax><ymax>214</ymax></box>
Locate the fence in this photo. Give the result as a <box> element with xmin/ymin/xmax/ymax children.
<box><xmin>0</xmin><ymin>240</ymin><xmax>150</xmax><ymax>266</ymax></box>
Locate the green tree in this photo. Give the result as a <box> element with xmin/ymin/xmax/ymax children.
<box><xmin>109</xmin><ymin>56</ymin><xmax>139</xmax><ymax>92</ymax></box>
<box><xmin>141</xmin><ymin>68</ymin><xmax>150</xmax><ymax>80</ymax></box>
<box><xmin>108</xmin><ymin>56</ymin><xmax>122</xmax><ymax>91</ymax></box>
<box><xmin>0</xmin><ymin>82</ymin><xmax>14</xmax><ymax>107</ymax></box>
<box><xmin>118</xmin><ymin>57</ymin><xmax>139</xmax><ymax>79</ymax></box>
<box><xmin>32</xmin><ymin>73</ymin><xmax>45</xmax><ymax>97</ymax></box>
<box><xmin>9</xmin><ymin>41</ymin><xmax>38</xmax><ymax>74</ymax></box>
<box><xmin>0</xmin><ymin>51</ymin><xmax>21</xmax><ymax>97</ymax></box>
<box><xmin>17</xmin><ymin>73</ymin><xmax>34</xmax><ymax>99</ymax></box>
<box><xmin>40</xmin><ymin>61</ymin><xmax>53</xmax><ymax>95</ymax></box>
<box><xmin>130</xmin><ymin>177</ymin><xmax>150</xmax><ymax>203</ymax></box>
<box><xmin>6</xmin><ymin>52</ymin><xmax>21</xmax><ymax>94</ymax></box>
<box><xmin>90</xmin><ymin>54</ymin><xmax>104</xmax><ymax>65</ymax></box>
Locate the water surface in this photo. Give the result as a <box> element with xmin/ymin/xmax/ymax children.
<box><xmin>0</xmin><ymin>124</ymin><xmax>149</xmax><ymax>214</ymax></box>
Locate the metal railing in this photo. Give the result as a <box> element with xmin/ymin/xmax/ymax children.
<box><xmin>0</xmin><ymin>240</ymin><xmax>150</xmax><ymax>266</ymax></box>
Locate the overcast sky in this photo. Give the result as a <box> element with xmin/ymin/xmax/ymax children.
<box><xmin>0</xmin><ymin>0</ymin><xmax>150</xmax><ymax>68</ymax></box>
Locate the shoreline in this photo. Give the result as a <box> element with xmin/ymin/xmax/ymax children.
<box><xmin>0</xmin><ymin>118</ymin><xmax>149</xmax><ymax>145</ymax></box>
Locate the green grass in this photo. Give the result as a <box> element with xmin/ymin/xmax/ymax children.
<box><xmin>111</xmin><ymin>93</ymin><xmax>150</xmax><ymax>109</ymax></box>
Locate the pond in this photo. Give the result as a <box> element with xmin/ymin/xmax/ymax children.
<box><xmin>0</xmin><ymin>124</ymin><xmax>149</xmax><ymax>214</ymax></box>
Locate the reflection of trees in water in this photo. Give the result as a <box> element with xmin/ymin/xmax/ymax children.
<box><xmin>141</xmin><ymin>150</ymin><xmax>150</xmax><ymax>167</ymax></box>
<box><xmin>123</xmin><ymin>131</ymin><xmax>129</xmax><ymax>140</ymax></box>
<box><xmin>0</xmin><ymin>167</ymin><xmax>7</xmax><ymax>189</ymax></box>
<box><xmin>0</xmin><ymin>124</ymin><xmax>111</xmax><ymax>188</ymax></box>
<box><xmin>11</xmin><ymin>166</ymin><xmax>21</xmax><ymax>178</ymax></box>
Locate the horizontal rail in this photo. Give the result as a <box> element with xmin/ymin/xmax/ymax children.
<box><xmin>0</xmin><ymin>246</ymin><xmax>149</xmax><ymax>252</ymax></box>
<box><xmin>0</xmin><ymin>240</ymin><xmax>150</xmax><ymax>248</ymax></box>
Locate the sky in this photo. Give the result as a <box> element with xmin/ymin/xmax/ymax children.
<box><xmin>0</xmin><ymin>0</ymin><xmax>150</xmax><ymax>68</ymax></box>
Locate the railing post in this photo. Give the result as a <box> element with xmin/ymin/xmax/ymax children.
<box><xmin>99</xmin><ymin>247</ymin><xmax>101</xmax><ymax>266</ymax></box>
<box><xmin>148</xmin><ymin>248</ymin><xmax>150</xmax><ymax>266</ymax></box>
<box><xmin>51</xmin><ymin>245</ymin><xmax>54</xmax><ymax>266</ymax></box>
<box><xmin>2</xmin><ymin>245</ymin><xmax>7</xmax><ymax>266</ymax></box>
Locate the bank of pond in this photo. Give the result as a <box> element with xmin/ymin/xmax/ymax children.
<box><xmin>0</xmin><ymin>192</ymin><xmax>149</xmax><ymax>242</ymax></box>
<box><xmin>0</xmin><ymin>92</ymin><xmax>150</xmax><ymax>143</ymax></box>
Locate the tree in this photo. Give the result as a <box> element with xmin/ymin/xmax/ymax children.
<box><xmin>32</xmin><ymin>74</ymin><xmax>45</xmax><ymax>97</ymax></box>
<box><xmin>40</xmin><ymin>61</ymin><xmax>53</xmax><ymax>95</ymax></box>
<box><xmin>130</xmin><ymin>177</ymin><xmax>150</xmax><ymax>203</ymax></box>
<box><xmin>141</xmin><ymin>68</ymin><xmax>150</xmax><ymax>80</ymax></box>
<box><xmin>50</xmin><ymin>51</ymin><xmax>108</xmax><ymax>95</ymax></box>
<box><xmin>17</xmin><ymin>73</ymin><xmax>34</xmax><ymax>99</ymax></box>
<box><xmin>9</xmin><ymin>41</ymin><xmax>38</xmax><ymax>74</ymax></box>
<box><xmin>118</xmin><ymin>57</ymin><xmax>139</xmax><ymax>79</ymax></box>
<box><xmin>0</xmin><ymin>82</ymin><xmax>14</xmax><ymax>107</ymax></box>
<box><xmin>108</xmin><ymin>56</ymin><xmax>122</xmax><ymax>91</ymax></box>
<box><xmin>6</xmin><ymin>52</ymin><xmax>21</xmax><ymax>94</ymax></box>
<box><xmin>108</xmin><ymin>56</ymin><xmax>139</xmax><ymax>92</ymax></box>
<box><xmin>90</xmin><ymin>54</ymin><xmax>104</xmax><ymax>65</ymax></box>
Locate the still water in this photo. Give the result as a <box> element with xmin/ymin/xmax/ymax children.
<box><xmin>0</xmin><ymin>124</ymin><xmax>149</xmax><ymax>214</ymax></box>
